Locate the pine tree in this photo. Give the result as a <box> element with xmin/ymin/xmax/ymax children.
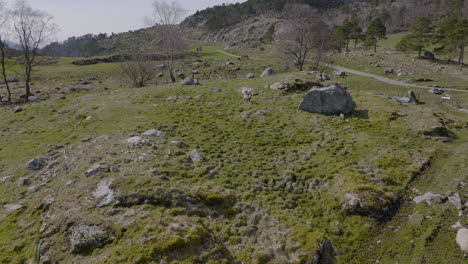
<box><xmin>396</xmin><ymin>17</ymin><xmax>434</xmax><ymax>59</ymax></box>
<box><xmin>366</xmin><ymin>18</ymin><xmax>387</xmax><ymax>52</ymax></box>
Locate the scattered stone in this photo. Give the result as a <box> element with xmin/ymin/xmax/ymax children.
<box><xmin>28</xmin><ymin>96</ymin><xmax>39</xmax><ymax>102</ymax></box>
<box><xmin>333</xmin><ymin>70</ymin><xmax>346</xmax><ymax>77</ymax></box>
<box><xmin>298</xmin><ymin>84</ymin><xmax>356</xmax><ymax>115</ymax></box>
<box><xmin>126</xmin><ymin>136</ymin><xmax>142</xmax><ymax>144</ymax></box>
<box><xmin>157</xmin><ymin>72</ymin><xmax>164</xmax><ymax>78</ymax></box>
<box><xmin>155</xmin><ymin>64</ymin><xmax>167</xmax><ymax>70</ymax></box>
<box><xmin>384</xmin><ymin>68</ymin><xmax>394</xmax><ymax>74</ymax></box>
<box><xmin>195</xmin><ymin>95</ymin><xmax>203</xmax><ymax>99</ymax></box>
<box><xmin>0</xmin><ymin>176</ymin><xmax>10</xmax><ymax>184</ymax></box>
<box><xmin>171</xmin><ymin>141</ymin><xmax>187</xmax><ymax>148</ymax></box>
<box><xmin>181</xmin><ymin>78</ymin><xmax>200</xmax><ymax>85</ymax></box>
<box><xmin>239</xmin><ymin>87</ymin><xmax>254</xmax><ymax>101</ymax></box>
<box><xmin>18</xmin><ymin>177</ymin><xmax>31</xmax><ymax>186</ymax></box>
<box><xmin>27</xmin><ymin>158</ymin><xmax>45</xmax><ymax>171</ymax></box>
<box><xmin>456</xmin><ymin>228</ymin><xmax>468</xmax><ymax>253</ymax></box>
<box><xmin>451</xmin><ymin>221</ymin><xmax>463</xmax><ymax>229</ymax></box>
<box><xmin>210</xmin><ymin>87</ymin><xmax>222</xmax><ymax>92</ymax></box>
<box><xmin>226</xmin><ymin>61</ymin><xmax>235</xmax><ymax>65</ymax></box>
<box><xmin>270</xmin><ymin>82</ymin><xmax>286</xmax><ymax>90</ymax></box>
<box><xmin>318</xmin><ymin>72</ymin><xmax>330</xmax><ymax>81</ymax></box>
<box><xmin>143</xmin><ymin>129</ymin><xmax>166</xmax><ymax>137</ymax></box>
<box><xmin>69</xmin><ymin>224</ymin><xmax>109</xmax><ymax>254</ymax></box>
<box><xmin>423</xmin><ymin>125</ymin><xmax>450</xmax><ymax>137</ymax></box>
<box><xmin>80</xmin><ymin>76</ymin><xmax>99</xmax><ymax>81</ymax></box>
<box><xmin>190</xmin><ymin>150</ymin><xmax>204</xmax><ymax>162</ymax></box>
<box><xmin>260</xmin><ymin>68</ymin><xmax>274</xmax><ymax>77</ymax></box>
<box><xmin>95</xmin><ymin>135</ymin><xmax>111</xmax><ymax>141</ymax></box>
<box><xmin>4</xmin><ymin>204</ymin><xmax>22</xmax><ymax>213</ymax></box>
<box><xmin>94</xmin><ymin>180</ymin><xmax>114</xmax><ymax>207</ymax></box>
<box><xmin>448</xmin><ymin>192</ymin><xmax>462</xmax><ymax>210</ymax></box>
<box><xmin>13</xmin><ymin>107</ymin><xmax>23</xmax><ymax>113</ymax></box>
<box><xmin>429</xmin><ymin>88</ymin><xmax>444</xmax><ymax>94</ymax></box>
<box><xmin>413</xmin><ymin>192</ymin><xmax>445</xmax><ymax>206</ymax></box>
<box><xmin>66</xmin><ymin>180</ymin><xmax>77</xmax><ymax>186</ymax></box>
<box><xmin>343</xmin><ymin>193</ymin><xmax>362</xmax><ymax>211</ymax></box>
<box><xmin>246</xmin><ymin>73</ymin><xmax>255</xmax><ymax>79</ymax></box>
<box><xmin>85</xmin><ymin>163</ymin><xmax>110</xmax><ymax>177</ymax></box>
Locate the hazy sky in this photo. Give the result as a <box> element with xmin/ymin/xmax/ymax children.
<box><xmin>21</xmin><ymin>0</ymin><xmax>246</xmax><ymax>41</ymax></box>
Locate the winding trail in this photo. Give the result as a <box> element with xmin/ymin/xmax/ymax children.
<box><xmin>217</xmin><ymin>50</ymin><xmax>468</xmax><ymax>93</ymax></box>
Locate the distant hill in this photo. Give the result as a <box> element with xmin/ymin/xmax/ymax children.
<box><xmin>41</xmin><ymin>0</ymin><xmax>468</xmax><ymax>57</ymax></box>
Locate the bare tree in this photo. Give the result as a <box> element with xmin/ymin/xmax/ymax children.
<box><xmin>119</xmin><ymin>55</ymin><xmax>155</xmax><ymax>87</ymax></box>
<box><xmin>146</xmin><ymin>0</ymin><xmax>187</xmax><ymax>83</ymax></box>
<box><xmin>277</xmin><ymin>4</ymin><xmax>332</xmax><ymax>72</ymax></box>
<box><xmin>0</xmin><ymin>0</ymin><xmax>12</xmax><ymax>103</ymax></box>
<box><xmin>11</xmin><ymin>0</ymin><xmax>56</xmax><ymax>102</ymax></box>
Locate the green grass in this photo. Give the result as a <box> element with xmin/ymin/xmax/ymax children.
<box><xmin>0</xmin><ymin>45</ymin><xmax>467</xmax><ymax>263</ymax></box>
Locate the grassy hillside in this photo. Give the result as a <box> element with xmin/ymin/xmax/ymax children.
<box><xmin>1</xmin><ymin>40</ymin><xmax>467</xmax><ymax>263</ymax></box>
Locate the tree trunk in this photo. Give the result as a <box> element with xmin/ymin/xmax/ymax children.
<box><xmin>460</xmin><ymin>47</ymin><xmax>464</xmax><ymax>71</ymax></box>
<box><xmin>0</xmin><ymin>41</ymin><xmax>11</xmax><ymax>103</ymax></box>
<box><xmin>169</xmin><ymin>71</ymin><xmax>176</xmax><ymax>83</ymax></box>
<box><xmin>299</xmin><ymin>63</ymin><xmax>303</xmax><ymax>71</ymax></box>
<box><xmin>418</xmin><ymin>48</ymin><xmax>421</xmax><ymax>59</ymax></box>
<box><xmin>374</xmin><ymin>39</ymin><xmax>377</xmax><ymax>53</ymax></box>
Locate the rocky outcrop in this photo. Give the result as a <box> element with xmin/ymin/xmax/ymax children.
<box><xmin>298</xmin><ymin>84</ymin><xmax>356</xmax><ymax>115</ymax></box>
<box><xmin>69</xmin><ymin>224</ymin><xmax>110</xmax><ymax>254</ymax></box>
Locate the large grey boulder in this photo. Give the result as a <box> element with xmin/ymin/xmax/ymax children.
<box><xmin>69</xmin><ymin>224</ymin><xmax>109</xmax><ymax>254</ymax></box>
<box><xmin>298</xmin><ymin>84</ymin><xmax>356</xmax><ymax>115</ymax></box>
<box><xmin>27</xmin><ymin>158</ymin><xmax>45</xmax><ymax>170</ymax></box>
<box><xmin>260</xmin><ymin>68</ymin><xmax>274</xmax><ymax>77</ymax></box>
<box><xmin>456</xmin><ymin>228</ymin><xmax>468</xmax><ymax>253</ymax></box>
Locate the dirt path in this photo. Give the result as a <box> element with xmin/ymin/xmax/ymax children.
<box><xmin>217</xmin><ymin>50</ymin><xmax>468</xmax><ymax>93</ymax></box>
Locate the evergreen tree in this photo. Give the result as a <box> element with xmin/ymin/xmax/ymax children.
<box><xmin>396</xmin><ymin>17</ymin><xmax>434</xmax><ymax>59</ymax></box>
<box><xmin>366</xmin><ymin>18</ymin><xmax>386</xmax><ymax>52</ymax></box>
<box><xmin>435</xmin><ymin>16</ymin><xmax>468</xmax><ymax>70</ymax></box>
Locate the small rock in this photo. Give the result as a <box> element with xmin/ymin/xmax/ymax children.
<box><xmin>85</xmin><ymin>164</ymin><xmax>110</xmax><ymax>177</ymax></box>
<box><xmin>171</xmin><ymin>141</ymin><xmax>187</xmax><ymax>148</ymax></box>
<box><xmin>27</xmin><ymin>158</ymin><xmax>45</xmax><ymax>170</ymax></box>
<box><xmin>13</xmin><ymin>107</ymin><xmax>23</xmax><ymax>113</ymax></box>
<box><xmin>448</xmin><ymin>192</ymin><xmax>462</xmax><ymax>210</ymax></box>
<box><xmin>126</xmin><ymin>136</ymin><xmax>142</xmax><ymax>144</ymax></box>
<box><xmin>28</xmin><ymin>96</ymin><xmax>39</xmax><ymax>102</ymax></box>
<box><xmin>95</xmin><ymin>135</ymin><xmax>111</xmax><ymax>141</ymax></box>
<box><xmin>66</xmin><ymin>180</ymin><xmax>76</xmax><ymax>186</ymax></box>
<box><xmin>246</xmin><ymin>73</ymin><xmax>255</xmax><ymax>79</ymax></box>
<box><xmin>260</xmin><ymin>68</ymin><xmax>274</xmax><ymax>78</ymax></box>
<box><xmin>4</xmin><ymin>204</ymin><xmax>22</xmax><ymax>213</ymax></box>
<box><xmin>451</xmin><ymin>221</ymin><xmax>463</xmax><ymax>229</ymax></box>
<box><xmin>384</xmin><ymin>68</ymin><xmax>394</xmax><ymax>74</ymax></box>
<box><xmin>0</xmin><ymin>176</ymin><xmax>10</xmax><ymax>184</ymax></box>
<box><xmin>18</xmin><ymin>177</ymin><xmax>31</xmax><ymax>186</ymax></box>
<box><xmin>190</xmin><ymin>150</ymin><xmax>204</xmax><ymax>162</ymax></box>
<box><xmin>210</xmin><ymin>87</ymin><xmax>222</xmax><ymax>92</ymax></box>
<box><xmin>143</xmin><ymin>129</ymin><xmax>166</xmax><ymax>137</ymax></box>
<box><xmin>413</xmin><ymin>192</ymin><xmax>445</xmax><ymax>206</ymax></box>
<box><xmin>270</xmin><ymin>82</ymin><xmax>286</xmax><ymax>90</ymax></box>
<box><xmin>93</xmin><ymin>180</ymin><xmax>114</xmax><ymax>207</ymax></box>
<box><xmin>429</xmin><ymin>88</ymin><xmax>444</xmax><ymax>94</ymax></box>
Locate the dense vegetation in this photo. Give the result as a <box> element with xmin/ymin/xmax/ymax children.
<box><xmin>182</xmin><ymin>0</ymin><xmax>346</xmax><ymax>30</ymax></box>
